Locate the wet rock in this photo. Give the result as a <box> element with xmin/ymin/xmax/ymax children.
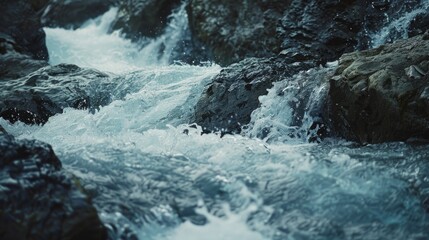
<box><xmin>187</xmin><ymin>0</ymin><xmax>288</xmax><ymax>66</ymax></box>
<box><xmin>330</xmin><ymin>35</ymin><xmax>429</xmax><ymax>143</ymax></box>
<box><xmin>0</xmin><ymin>134</ymin><xmax>107</xmax><ymax>240</ymax></box>
<box><xmin>42</xmin><ymin>0</ymin><xmax>117</xmax><ymax>29</ymax></box>
<box><xmin>193</xmin><ymin>57</ymin><xmax>315</xmax><ymax>134</ymax></box>
<box><xmin>0</xmin><ymin>0</ymin><xmax>49</xmax><ymax>80</ymax></box>
<box><xmin>0</xmin><ymin>0</ymin><xmax>49</xmax><ymax>61</ymax></box>
<box><xmin>0</xmin><ymin>35</ymin><xmax>48</xmax><ymax>80</ymax></box>
<box><xmin>187</xmin><ymin>0</ymin><xmax>423</xmax><ymax>66</ymax></box>
<box><xmin>110</xmin><ymin>0</ymin><xmax>182</xmax><ymax>40</ymax></box>
<box><xmin>409</xmin><ymin>13</ymin><xmax>429</xmax><ymax>38</ymax></box>
<box><xmin>0</xmin><ymin>64</ymin><xmax>113</xmax><ymax>124</ymax></box>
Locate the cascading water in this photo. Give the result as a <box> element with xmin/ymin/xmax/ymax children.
<box><xmin>371</xmin><ymin>0</ymin><xmax>429</xmax><ymax>47</ymax></box>
<box><xmin>2</xmin><ymin>3</ymin><xmax>429</xmax><ymax>240</ymax></box>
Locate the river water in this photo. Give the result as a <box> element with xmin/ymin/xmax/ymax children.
<box><xmin>2</xmin><ymin>4</ymin><xmax>429</xmax><ymax>240</ymax></box>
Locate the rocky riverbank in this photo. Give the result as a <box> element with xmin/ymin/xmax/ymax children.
<box><xmin>1</xmin><ymin>0</ymin><xmax>429</xmax><ymax>239</ymax></box>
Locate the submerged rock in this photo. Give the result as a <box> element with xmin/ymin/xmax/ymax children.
<box><xmin>0</xmin><ymin>64</ymin><xmax>113</xmax><ymax>124</ymax></box>
<box><xmin>193</xmin><ymin>57</ymin><xmax>315</xmax><ymax>134</ymax></box>
<box><xmin>110</xmin><ymin>0</ymin><xmax>182</xmax><ymax>40</ymax></box>
<box><xmin>330</xmin><ymin>35</ymin><xmax>429</xmax><ymax>143</ymax></box>
<box><xmin>42</xmin><ymin>0</ymin><xmax>117</xmax><ymax>29</ymax></box>
<box><xmin>0</xmin><ymin>134</ymin><xmax>107</xmax><ymax>240</ymax></box>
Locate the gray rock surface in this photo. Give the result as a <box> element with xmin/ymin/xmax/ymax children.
<box><xmin>0</xmin><ymin>64</ymin><xmax>112</xmax><ymax>124</ymax></box>
<box><xmin>329</xmin><ymin>34</ymin><xmax>429</xmax><ymax>143</ymax></box>
<box><xmin>0</xmin><ymin>133</ymin><xmax>107</xmax><ymax>240</ymax></box>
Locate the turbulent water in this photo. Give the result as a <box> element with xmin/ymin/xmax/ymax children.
<box><xmin>371</xmin><ymin>0</ymin><xmax>429</xmax><ymax>47</ymax></box>
<box><xmin>2</xmin><ymin>4</ymin><xmax>429</xmax><ymax>240</ymax></box>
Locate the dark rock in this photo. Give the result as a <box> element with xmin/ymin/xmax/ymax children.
<box><xmin>42</xmin><ymin>0</ymin><xmax>117</xmax><ymax>29</ymax></box>
<box><xmin>0</xmin><ymin>134</ymin><xmax>107</xmax><ymax>240</ymax></box>
<box><xmin>409</xmin><ymin>13</ymin><xmax>429</xmax><ymax>38</ymax></box>
<box><xmin>0</xmin><ymin>35</ymin><xmax>48</xmax><ymax>80</ymax></box>
<box><xmin>0</xmin><ymin>0</ymin><xmax>49</xmax><ymax>60</ymax></box>
<box><xmin>187</xmin><ymin>0</ymin><xmax>289</xmax><ymax>66</ymax></box>
<box><xmin>0</xmin><ymin>0</ymin><xmax>49</xmax><ymax>80</ymax></box>
<box><xmin>193</xmin><ymin>57</ymin><xmax>315</xmax><ymax>134</ymax></box>
<box><xmin>110</xmin><ymin>0</ymin><xmax>182</xmax><ymax>40</ymax></box>
<box><xmin>0</xmin><ymin>64</ymin><xmax>113</xmax><ymax>124</ymax></box>
<box><xmin>187</xmin><ymin>0</ymin><xmax>424</xmax><ymax>66</ymax></box>
<box><xmin>330</xmin><ymin>35</ymin><xmax>429</xmax><ymax>143</ymax></box>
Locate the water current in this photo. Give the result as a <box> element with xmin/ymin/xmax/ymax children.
<box><xmin>2</xmin><ymin>3</ymin><xmax>429</xmax><ymax>240</ymax></box>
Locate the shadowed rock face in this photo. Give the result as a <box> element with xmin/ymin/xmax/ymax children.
<box><xmin>0</xmin><ymin>35</ymin><xmax>48</xmax><ymax>80</ymax></box>
<box><xmin>42</xmin><ymin>0</ymin><xmax>117</xmax><ymax>29</ymax></box>
<box><xmin>110</xmin><ymin>0</ymin><xmax>182</xmax><ymax>40</ymax></box>
<box><xmin>0</xmin><ymin>134</ymin><xmax>107</xmax><ymax>240</ymax></box>
<box><xmin>187</xmin><ymin>0</ymin><xmax>427</xmax><ymax>66</ymax></box>
<box><xmin>330</xmin><ymin>34</ymin><xmax>429</xmax><ymax>143</ymax></box>
<box><xmin>0</xmin><ymin>0</ymin><xmax>49</xmax><ymax>80</ymax></box>
<box><xmin>187</xmin><ymin>0</ymin><xmax>289</xmax><ymax>66</ymax></box>
<box><xmin>409</xmin><ymin>14</ymin><xmax>429</xmax><ymax>38</ymax></box>
<box><xmin>0</xmin><ymin>0</ymin><xmax>49</xmax><ymax>61</ymax></box>
<box><xmin>0</xmin><ymin>64</ymin><xmax>113</xmax><ymax>124</ymax></box>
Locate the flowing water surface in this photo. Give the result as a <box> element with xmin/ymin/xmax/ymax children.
<box><xmin>2</xmin><ymin>4</ymin><xmax>429</xmax><ymax>240</ymax></box>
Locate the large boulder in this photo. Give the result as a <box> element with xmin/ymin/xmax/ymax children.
<box><xmin>329</xmin><ymin>34</ymin><xmax>429</xmax><ymax>143</ymax></box>
<box><xmin>0</xmin><ymin>64</ymin><xmax>112</xmax><ymax>124</ymax></box>
<box><xmin>110</xmin><ymin>0</ymin><xmax>182</xmax><ymax>40</ymax></box>
<box><xmin>0</xmin><ymin>134</ymin><xmax>107</xmax><ymax>240</ymax></box>
<box><xmin>42</xmin><ymin>0</ymin><xmax>117</xmax><ymax>29</ymax></box>
<box><xmin>187</xmin><ymin>0</ymin><xmax>289</xmax><ymax>66</ymax></box>
<box><xmin>192</xmin><ymin>57</ymin><xmax>315</xmax><ymax>134</ymax></box>
<box><xmin>187</xmin><ymin>0</ymin><xmax>425</xmax><ymax>66</ymax></box>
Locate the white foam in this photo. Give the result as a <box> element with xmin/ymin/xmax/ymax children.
<box><xmin>44</xmin><ymin>4</ymin><xmax>190</xmax><ymax>73</ymax></box>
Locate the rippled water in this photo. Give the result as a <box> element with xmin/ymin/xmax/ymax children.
<box><xmin>2</xmin><ymin>4</ymin><xmax>429</xmax><ymax>240</ymax></box>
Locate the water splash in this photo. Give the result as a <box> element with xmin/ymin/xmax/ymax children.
<box><xmin>371</xmin><ymin>0</ymin><xmax>429</xmax><ymax>47</ymax></box>
<box><xmin>244</xmin><ymin>65</ymin><xmax>335</xmax><ymax>143</ymax></box>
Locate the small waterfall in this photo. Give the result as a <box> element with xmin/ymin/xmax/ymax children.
<box><xmin>44</xmin><ymin>3</ymin><xmax>191</xmax><ymax>73</ymax></box>
<box><xmin>371</xmin><ymin>0</ymin><xmax>429</xmax><ymax>47</ymax></box>
<box><xmin>244</xmin><ymin>64</ymin><xmax>336</xmax><ymax>143</ymax></box>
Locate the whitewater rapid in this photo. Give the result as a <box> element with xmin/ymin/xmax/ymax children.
<box><xmin>2</xmin><ymin>4</ymin><xmax>429</xmax><ymax>240</ymax></box>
